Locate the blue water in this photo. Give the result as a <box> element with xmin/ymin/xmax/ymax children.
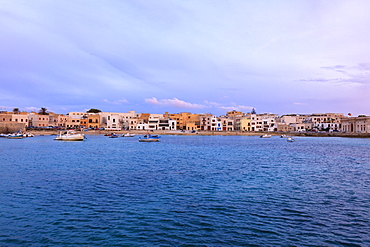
<box><xmin>1</xmin><ymin>135</ymin><xmax>370</xmax><ymax>246</ymax></box>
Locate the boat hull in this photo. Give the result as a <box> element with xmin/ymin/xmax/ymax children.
<box><xmin>54</xmin><ymin>131</ymin><xmax>85</xmax><ymax>141</ymax></box>
<box><xmin>54</xmin><ymin>136</ymin><xmax>85</xmax><ymax>141</ymax></box>
<box><xmin>8</xmin><ymin>135</ymin><xmax>23</xmax><ymax>139</ymax></box>
<box><xmin>139</xmin><ymin>138</ymin><xmax>160</xmax><ymax>142</ymax></box>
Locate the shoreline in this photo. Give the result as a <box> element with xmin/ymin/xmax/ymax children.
<box><xmin>26</xmin><ymin>129</ymin><xmax>370</xmax><ymax>138</ymax></box>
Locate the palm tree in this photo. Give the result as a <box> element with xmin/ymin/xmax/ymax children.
<box><xmin>13</xmin><ymin>108</ymin><xmax>20</xmax><ymax>114</ymax></box>
<box><xmin>39</xmin><ymin>107</ymin><xmax>49</xmax><ymax>115</ymax></box>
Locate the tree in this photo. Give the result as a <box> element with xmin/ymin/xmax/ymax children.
<box><xmin>39</xmin><ymin>107</ymin><xmax>49</xmax><ymax>115</ymax></box>
<box><xmin>87</xmin><ymin>108</ymin><xmax>102</xmax><ymax>113</ymax></box>
<box><xmin>251</xmin><ymin>108</ymin><xmax>256</xmax><ymax>114</ymax></box>
<box><xmin>358</xmin><ymin>115</ymin><xmax>366</xmax><ymax>117</ymax></box>
<box><xmin>13</xmin><ymin>108</ymin><xmax>20</xmax><ymax>114</ymax></box>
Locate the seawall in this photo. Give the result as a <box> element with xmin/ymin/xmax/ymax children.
<box><xmin>0</xmin><ymin>123</ymin><xmax>26</xmax><ymax>133</ymax></box>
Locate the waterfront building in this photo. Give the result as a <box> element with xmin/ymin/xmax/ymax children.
<box><xmin>137</xmin><ymin>115</ymin><xmax>176</xmax><ymax>131</ymax></box>
<box><xmin>199</xmin><ymin>114</ymin><xmax>213</xmax><ymax>131</ymax></box>
<box><xmin>341</xmin><ymin>116</ymin><xmax>370</xmax><ymax>133</ymax></box>
<box><xmin>28</xmin><ymin>112</ymin><xmax>50</xmax><ymax>127</ymax></box>
<box><xmin>0</xmin><ymin>111</ymin><xmax>27</xmax><ymax>132</ymax></box>
<box><xmin>120</xmin><ymin>111</ymin><xmax>140</xmax><ymax>130</ymax></box>
<box><xmin>57</xmin><ymin>114</ymin><xmax>80</xmax><ymax>129</ymax></box>
<box><xmin>169</xmin><ymin>112</ymin><xmax>190</xmax><ymax>130</ymax></box>
<box><xmin>0</xmin><ymin>112</ymin><xmax>12</xmax><ymax>123</ymax></box>
<box><xmin>220</xmin><ymin>117</ymin><xmax>234</xmax><ymax>131</ymax></box>
<box><xmin>309</xmin><ymin>113</ymin><xmax>344</xmax><ymax>131</ymax></box>
<box><xmin>87</xmin><ymin>114</ymin><xmax>100</xmax><ymax>129</ymax></box>
<box><xmin>11</xmin><ymin>112</ymin><xmax>29</xmax><ymax>126</ymax></box>
<box><xmin>276</xmin><ymin>123</ymin><xmax>295</xmax><ymax>132</ymax></box>
<box><xmin>100</xmin><ymin>112</ymin><xmax>121</xmax><ymax>130</ymax></box>
<box><xmin>239</xmin><ymin>116</ymin><xmax>252</xmax><ymax>131</ymax></box>
<box><xmin>209</xmin><ymin>115</ymin><xmax>221</xmax><ymax>131</ymax></box>
<box><xmin>246</xmin><ymin>113</ymin><xmax>278</xmax><ymax>132</ymax></box>
<box><xmin>169</xmin><ymin>112</ymin><xmax>200</xmax><ymax>131</ymax></box>
<box><xmin>48</xmin><ymin>113</ymin><xmax>60</xmax><ymax>127</ymax></box>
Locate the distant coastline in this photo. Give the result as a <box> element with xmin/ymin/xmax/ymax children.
<box><xmin>27</xmin><ymin>129</ymin><xmax>370</xmax><ymax>138</ymax></box>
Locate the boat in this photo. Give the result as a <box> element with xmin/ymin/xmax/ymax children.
<box><xmin>280</xmin><ymin>134</ymin><xmax>289</xmax><ymax>138</ymax></box>
<box><xmin>260</xmin><ymin>134</ymin><xmax>271</xmax><ymax>138</ymax></box>
<box><xmin>54</xmin><ymin>130</ymin><xmax>85</xmax><ymax>141</ymax></box>
<box><xmin>122</xmin><ymin>133</ymin><xmax>135</xmax><ymax>137</ymax></box>
<box><xmin>109</xmin><ymin>134</ymin><xmax>119</xmax><ymax>138</ymax></box>
<box><xmin>7</xmin><ymin>133</ymin><xmax>24</xmax><ymax>139</ymax></box>
<box><xmin>0</xmin><ymin>133</ymin><xmax>8</xmax><ymax>138</ymax></box>
<box><xmin>139</xmin><ymin>134</ymin><xmax>160</xmax><ymax>142</ymax></box>
<box><xmin>287</xmin><ymin>137</ymin><xmax>295</xmax><ymax>142</ymax></box>
<box><xmin>23</xmin><ymin>133</ymin><xmax>34</xmax><ymax>137</ymax></box>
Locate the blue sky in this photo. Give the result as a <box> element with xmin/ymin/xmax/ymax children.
<box><xmin>1</xmin><ymin>0</ymin><xmax>370</xmax><ymax>116</ymax></box>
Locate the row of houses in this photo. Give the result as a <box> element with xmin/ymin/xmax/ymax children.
<box><xmin>1</xmin><ymin>110</ymin><xmax>370</xmax><ymax>133</ymax></box>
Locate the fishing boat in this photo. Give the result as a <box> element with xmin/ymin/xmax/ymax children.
<box><xmin>122</xmin><ymin>133</ymin><xmax>135</xmax><ymax>137</ymax></box>
<box><xmin>54</xmin><ymin>130</ymin><xmax>85</xmax><ymax>141</ymax></box>
<box><xmin>260</xmin><ymin>134</ymin><xmax>271</xmax><ymax>138</ymax></box>
<box><xmin>109</xmin><ymin>133</ymin><xmax>119</xmax><ymax>138</ymax></box>
<box><xmin>7</xmin><ymin>133</ymin><xmax>24</xmax><ymax>139</ymax></box>
<box><xmin>139</xmin><ymin>134</ymin><xmax>160</xmax><ymax>142</ymax></box>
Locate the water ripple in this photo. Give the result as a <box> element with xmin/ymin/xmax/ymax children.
<box><xmin>1</xmin><ymin>135</ymin><xmax>370</xmax><ymax>246</ymax></box>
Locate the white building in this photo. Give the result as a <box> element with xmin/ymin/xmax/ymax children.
<box><xmin>137</xmin><ymin>114</ymin><xmax>176</xmax><ymax>131</ymax></box>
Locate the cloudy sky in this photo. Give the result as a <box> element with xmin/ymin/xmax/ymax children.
<box><xmin>1</xmin><ymin>0</ymin><xmax>370</xmax><ymax>116</ymax></box>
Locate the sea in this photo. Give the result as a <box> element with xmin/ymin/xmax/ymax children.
<box><xmin>1</xmin><ymin>134</ymin><xmax>370</xmax><ymax>246</ymax></box>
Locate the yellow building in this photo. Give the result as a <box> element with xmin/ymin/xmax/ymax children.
<box><xmin>240</xmin><ymin>117</ymin><xmax>252</xmax><ymax>131</ymax></box>
<box><xmin>87</xmin><ymin>114</ymin><xmax>100</xmax><ymax>129</ymax></box>
<box><xmin>169</xmin><ymin>112</ymin><xmax>191</xmax><ymax>130</ymax></box>
<box><xmin>169</xmin><ymin>112</ymin><xmax>201</xmax><ymax>130</ymax></box>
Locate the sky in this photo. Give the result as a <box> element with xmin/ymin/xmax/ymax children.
<box><xmin>1</xmin><ymin>0</ymin><xmax>370</xmax><ymax>116</ymax></box>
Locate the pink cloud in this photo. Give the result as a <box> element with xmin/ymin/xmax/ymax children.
<box><xmin>103</xmin><ymin>99</ymin><xmax>129</xmax><ymax>104</ymax></box>
<box><xmin>145</xmin><ymin>97</ymin><xmax>206</xmax><ymax>109</ymax></box>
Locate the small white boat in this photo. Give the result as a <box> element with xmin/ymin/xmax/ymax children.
<box><xmin>139</xmin><ymin>134</ymin><xmax>160</xmax><ymax>142</ymax></box>
<box><xmin>23</xmin><ymin>133</ymin><xmax>34</xmax><ymax>137</ymax></box>
<box><xmin>54</xmin><ymin>130</ymin><xmax>85</xmax><ymax>141</ymax></box>
<box><xmin>260</xmin><ymin>134</ymin><xmax>271</xmax><ymax>138</ymax></box>
<box><xmin>122</xmin><ymin>133</ymin><xmax>135</xmax><ymax>137</ymax></box>
<box><xmin>280</xmin><ymin>134</ymin><xmax>289</xmax><ymax>138</ymax></box>
<box><xmin>287</xmin><ymin>137</ymin><xmax>295</xmax><ymax>142</ymax></box>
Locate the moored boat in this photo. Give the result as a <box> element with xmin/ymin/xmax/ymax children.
<box><xmin>139</xmin><ymin>134</ymin><xmax>160</xmax><ymax>142</ymax></box>
<box><xmin>7</xmin><ymin>133</ymin><xmax>24</xmax><ymax>139</ymax></box>
<box><xmin>23</xmin><ymin>133</ymin><xmax>34</xmax><ymax>137</ymax></box>
<box><xmin>260</xmin><ymin>134</ymin><xmax>271</xmax><ymax>138</ymax></box>
<box><xmin>54</xmin><ymin>130</ymin><xmax>85</xmax><ymax>141</ymax></box>
<box><xmin>122</xmin><ymin>133</ymin><xmax>135</xmax><ymax>137</ymax></box>
<box><xmin>287</xmin><ymin>137</ymin><xmax>295</xmax><ymax>142</ymax></box>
